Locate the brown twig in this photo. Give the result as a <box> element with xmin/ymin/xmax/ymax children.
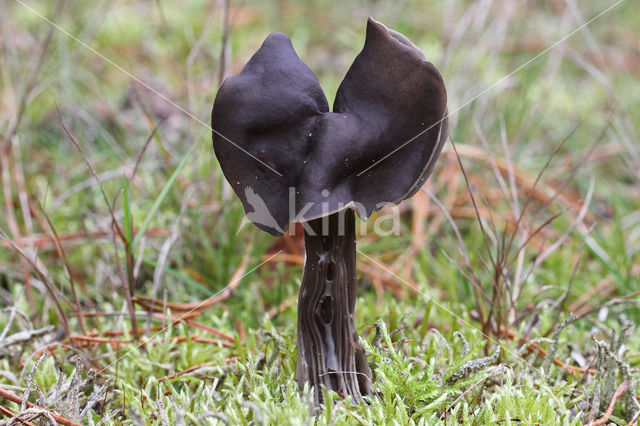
<box><xmin>70</xmin><ymin>309</ymin><xmax>193</xmax><ymax>320</ymax></box>
<box><xmin>592</xmin><ymin>380</ymin><xmax>628</xmax><ymax>426</ymax></box>
<box><xmin>69</xmin><ymin>334</ymin><xmax>233</xmax><ymax>348</ymax></box>
<box><xmin>185</xmin><ymin>320</ymin><xmax>235</xmax><ymax>343</ymax></box>
<box><xmin>0</xmin><ymin>404</ymin><xmax>36</xmax><ymax>425</ymax></box>
<box><xmin>0</xmin><ymin>387</ymin><xmax>80</xmax><ymax>426</ymax></box>
<box><xmin>68</xmin><ymin>312</ymin><xmax>200</xmax><ymax>337</ymax></box>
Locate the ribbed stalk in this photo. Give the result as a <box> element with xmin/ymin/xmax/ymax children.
<box><xmin>296</xmin><ymin>209</ymin><xmax>372</xmax><ymax>404</ymax></box>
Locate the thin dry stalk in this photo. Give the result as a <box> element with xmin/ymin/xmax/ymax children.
<box><xmin>56</xmin><ymin>110</ymin><xmax>127</xmax><ymax>247</ymax></box>
<box><xmin>519</xmin><ymin>180</ymin><xmax>594</xmax><ymax>283</ymax></box>
<box><xmin>451</xmin><ymin>137</ymin><xmax>497</xmax><ymax>272</ymax></box>
<box><xmin>185</xmin><ymin>1</ymin><xmax>218</xmax><ymax>138</ymax></box>
<box><xmin>461</xmin><ymin>114</ymin><xmax>598</xmax><ymax>337</ymax></box>
<box><xmin>218</xmin><ymin>0</ymin><xmax>231</xmax><ymax>87</ymax></box>
<box><xmin>0</xmin><ymin>228</ymin><xmax>70</xmax><ymax>337</ymax></box>
<box><xmin>450</xmin><ymin>137</ymin><xmax>498</xmax><ymax>335</ymax></box>
<box><xmin>131</xmin><ymin>120</ymin><xmax>164</xmax><ymax>181</ymax></box>
<box><xmin>2</xmin><ymin>0</ymin><xmax>64</xmax><ymax>307</ymax></box>
<box><xmin>9</xmin><ymin>140</ymin><xmax>36</xmax><ymax>304</ymax></box>
<box><xmin>504</xmin><ymin>118</ymin><xmax>586</xmax><ymax>259</ymax></box>
<box><xmin>423</xmin><ymin>188</ymin><xmax>487</xmax><ymax>319</ymax></box>
<box><xmin>36</xmin><ymin>202</ymin><xmax>87</xmax><ymax>335</ymax></box>
<box><xmin>110</xmin><ymin>219</ymin><xmax>140</xmax><ymax>341</ymax></box>
<box><xmin>4</xmin><ymin>0</ymin><xmax>64</xmax><ymax>142</ymax></box>
<box><xmin>0</xmin><ymin>0</ymin><xmax>68</xmax><ymax>302</ymax></box>
<box><xmin>576</xmin><ymin>289</ymin><xmax>640</xmax><ymax>320</ymax></box>
<box><xmin>57</xmin><ymin>109</ymin><xmax>139</xmax><ymax>340</ymax></box>
<box><xmin>544</xmin><ymin>237</ymin><xmax>588</xmax><ymax>337</ymax></box>
<box><xmin>527</xmin><ymin>119</ymin><xmax>609</xmax><ymax>229</ymax></box>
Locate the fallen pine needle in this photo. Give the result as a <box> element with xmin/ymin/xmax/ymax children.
<box><xmin>69</xmin><ymin>335</ymin><xmax>233</xmax><ymax>348</ymax></box>
<box><xmin>592</xmin><ymin>380</ymin><xmax>628</xmax><ymax>426</ymax></box>
<box><xmin>185</xmin><ymin>319</ymin><xmax>236</xmax><ymax>343</ymax></box>
<box><xmin>0</xmin><ymin>404</ymin><xmax>36</xmax><ymax>425</ymax></box>
<box><xmin>158</xmin><ymin>356</ymin><xmax>240</xmax><ymax>382</ymax></box>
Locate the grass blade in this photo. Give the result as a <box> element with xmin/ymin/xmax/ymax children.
<box><xmin>132</xmin><ymin>141</ymin><xmax>199</xmax><ymax>248</ymax></box>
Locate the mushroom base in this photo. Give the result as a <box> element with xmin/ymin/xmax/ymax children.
<box><xmin>296</xmin><ymin>209</ymin><xmax>372</xmax><ymax>404</ymax></box>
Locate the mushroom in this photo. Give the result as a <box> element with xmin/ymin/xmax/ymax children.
<box><xmin>211</xmin><ymin>18</ymin><xmax>448</xmax><ymax>403</ymax></box>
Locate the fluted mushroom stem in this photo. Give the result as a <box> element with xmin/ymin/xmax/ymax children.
<box><xmin>296</xmin><ymin>209</ymin><xmax>372</xmax><ymax>404</ymax></box>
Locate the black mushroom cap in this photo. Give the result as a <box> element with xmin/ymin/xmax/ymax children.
<box><xmin>212</xmin><ymin>18</ymin><xmax>448</xmax><ymax>236</ymax></box>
